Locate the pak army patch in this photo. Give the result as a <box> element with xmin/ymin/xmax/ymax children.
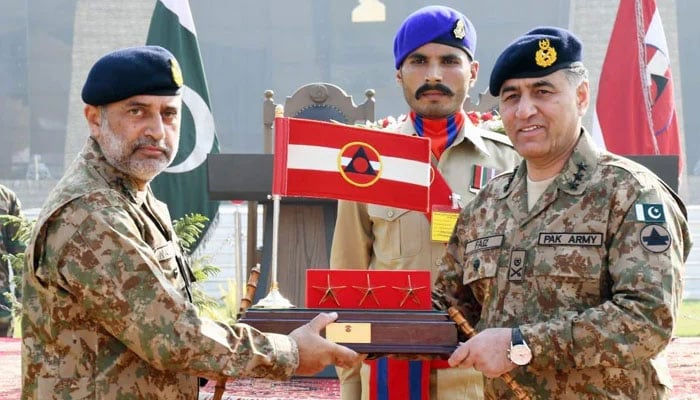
<box><xmin>640</xmin><ymin>224</ymin><xmax>672</xmax><ymax>253</ymax></box>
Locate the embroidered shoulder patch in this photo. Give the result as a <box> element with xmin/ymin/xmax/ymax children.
<box><xmin>635</xmin><ymin>203</ymin><xmax>665</xmax><ymax>223</ymax></box>
<box><xmin>640</xmin><ymin>224</ymin><xmax>671</xmax><ymax>253</ymax></box>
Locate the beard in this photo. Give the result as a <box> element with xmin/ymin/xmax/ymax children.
<box><xmin>97</xmin><ymin>119</ymin><xmax>176</xmax><ymax>183</ymax></box>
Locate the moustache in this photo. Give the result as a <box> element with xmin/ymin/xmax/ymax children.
<box><xmin>133</xmin><ymin>139</ymin><xmax>170</xmax><ymax>156</ymax></box>
<box><xmin>415</xmin><ymin>84</ymin><xmax>454</xmax><ymax>99</ymax></box>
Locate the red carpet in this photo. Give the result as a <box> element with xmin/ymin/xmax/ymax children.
<box><xmin>199</xmin><ymin>378</ymin><xmax>340</xmax><ymax>400</ymax></box>
<box><xmin>0</xmin><ymin>338</ymin><xmax>20</xmax><ymax>400</ymax></box>
<box><xmin>2</xmin><ymin>337</ymin><xmax>699</xmax><ymax>399</ymax></box>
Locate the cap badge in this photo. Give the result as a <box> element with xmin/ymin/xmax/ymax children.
<box><xmin>535</xmin><ymin>38</ymin><xmax>557</xmax><ymax>68</ymax></box>
<box><xmin>453</xmin><ymin>19</ymin><xmax>466</xmax><ymax>40</ymax></box>
<box><xmin>170</xmin><ymin>58</ymin><xmax>184</xmax><ymax>88</ymax></box>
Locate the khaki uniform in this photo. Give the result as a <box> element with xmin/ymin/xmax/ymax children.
<box><xmin>332</xmin><ymin>118</ymin><xmax>521</xmax><ymax>399</ymax></box>
<box><xmin>22</xmin><ymin>138</ymin><xmax>298</xmax><ymax>400</ymax></box>
<box><xmin>434</xmin><ymin>131</ymin><xmax>692</xmax><ymax>399</ymax></box>
<box><xmin>0</xmin><ymin>184</ymin><xmax>23</xmax><ymax>335</ymax></box>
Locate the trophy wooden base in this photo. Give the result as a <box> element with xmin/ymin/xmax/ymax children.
<box><xmin>239</xmin><ymin>308</ymin><xmax>458</xmax><ymax>355</ymax></box>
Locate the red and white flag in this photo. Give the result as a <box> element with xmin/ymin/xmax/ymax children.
<box><xmin>273</xmin><ymin>117</ymin><xmax>431</xmax><ymax>212</ymax></box>
<box><xmin>592</xmin><ymin>0</ymin><xmax>683</xmax><ymax>174</ymax></box>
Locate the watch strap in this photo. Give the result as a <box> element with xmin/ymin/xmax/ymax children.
<box><xmin>512</xmin><ymin>327</ymin><xmax>525</xmax><ymax>345</ymax></box>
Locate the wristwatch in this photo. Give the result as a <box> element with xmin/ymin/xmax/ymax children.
<box><xmin>508</xmin><ymin>327</ymin><xmax>532</xmax><ymax>366</ymax></box>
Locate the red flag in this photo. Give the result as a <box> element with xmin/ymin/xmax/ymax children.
<box><xmin>273</xmin><ymin>117</ymin><xmax>431</xmax><ymax>212</ymax></box>
<box><xmin>594</xmin><ymin>0</ymin><xmax>682</xmax><ymax>173</ymax></box>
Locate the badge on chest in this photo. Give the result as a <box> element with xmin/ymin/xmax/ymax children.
<box><xmin>509</xmin><ymin>249</ymin><xmax>526</xmax><ymax>282</ymax></box>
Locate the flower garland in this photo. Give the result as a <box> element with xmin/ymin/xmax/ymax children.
<box><xmin>359</xmin><ymin>114</ymin><xmax>408</xmax><ymax>131</ymax></box>
<box><xmin>361</xmin><ymin>111</ymin><xmax>505</xmax><ymax>134</ymax></box>
<box><xmin>466</xmin><ymin>110</ymin><xmax>505</xmax><ymax>133</ymax></box>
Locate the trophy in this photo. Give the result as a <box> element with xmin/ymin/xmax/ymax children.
<box><xmin>242</xmin><ymin>269</ymin><xmax>458</xmax><ymax>354</ymax></box>
<box><xmin>238</xmin><ymin>117</ymin><xmax>458</xmax><ymax>355</ymax></box>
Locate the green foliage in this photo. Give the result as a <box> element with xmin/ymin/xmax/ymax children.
<box><xmin>676</xmin><ymin>299</ymin><xmax>700</xmax><ymax>337</ymax></box>
<box><xmin>170</xmin><ymin>213</ymin><xmax>226</xmax><ymax>313</ymax></box>
<box><xmin>191</xmin><ymin>257</ymin><xmax>220</xmax><ymax>283</ymax></box>
<box><xmin>196</xmin><ymin>279</ymin><xmax>240</xmax><ymax>326</ymax></box>
<box><xmin>219</xmin><ymin>279</ymin><xmax>241</xmax><ymax>324</ymax></box>
<box><xmin>0</xmin><ymin>214</ymin><xmax>34</xmax><ymax>336</ymax></box>
<box><xmin>0</xmin><ymin>214</ymin><xmax>34</xmax><ymax>284</ymax></box>
<box><xmin>189</xmin><ymin>254</ymin><xmax>222</xmax><ymax>316</ymax></box>
<box><xmin>0</xmin><ymin>214</ymin><xmax>34</xmax><ymax>246</ymax></box>
<box><xmin>173</xmin><ymin>213</ymin><xmax>210</xmax><ymax>253</ymax></box>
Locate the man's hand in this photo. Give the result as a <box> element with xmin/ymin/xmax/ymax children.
<box><xmin>447</xmin><ymin>327</ymin><xmax>516</xmax><ymax>378</ymax></box>
<box><xmin>289</xmin><ymin>312</ymin><xmax>364</xmax><ymax>376</ymax></box>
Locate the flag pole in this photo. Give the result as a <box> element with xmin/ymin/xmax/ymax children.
<box><xmin>253</xmin><ymin>193</ymin><xmax>294</xmax><ymax>308</ymax></box>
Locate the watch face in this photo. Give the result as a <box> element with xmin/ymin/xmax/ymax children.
<box><xmin>510</xmin><ymin>344</ymin><xmax>532</xmax><ymax>365</ymax></box>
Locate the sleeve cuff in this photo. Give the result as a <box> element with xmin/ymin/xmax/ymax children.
<box><xmin>266</xmin><ymin>332</ymin><xmax>299</xmax><ymax>377</ymax></box>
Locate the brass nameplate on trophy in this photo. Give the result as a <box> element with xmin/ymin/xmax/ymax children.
<box><xmin>326</xmin><ymin>322</ymin><xmax>372</xmax><ymax>343</ymax></box>
<box><xmin>239</xmin><ymin>308</ymin><xmax>458</xmax><ymax>355</ymax></box>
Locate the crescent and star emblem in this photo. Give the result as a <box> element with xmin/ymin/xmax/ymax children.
<box><xmin>647</xmin><ymin>205</ymin><xmax>662</xmax><ymax>220</ymax></box>
<box><xmin>165</xmin><ymin>85</ymin><xmax>217</xmax><ymax>173</ymax></box>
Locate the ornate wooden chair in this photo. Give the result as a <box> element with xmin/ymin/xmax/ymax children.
<box><xmin>464</xmin><ymin>87</ymin><xmax>498</xmax><ymax>113</ymax></box>
<box><xmin>263</xmin><ymin>82</ymin><xmax>375</xmax><ymax>152</ymax></box>
<box><xmin>255</xmin><ymin>83</ymin><xmax>375</xmax><ymax>307</ymax></box>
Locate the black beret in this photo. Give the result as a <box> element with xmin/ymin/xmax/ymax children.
<box><xmin>81</xmin><ymin>45</ymin><xmax>183</xmax><ymax>106</ymax></box>
<box><xmin>489</xmin><ymin>26</ymin><xmax>583</xmax><ymax>96</ymax></box>
<box><xmin>393</xmin><ymin>5</ymin><xmax>476</xmax><ymax>69</ymax></box>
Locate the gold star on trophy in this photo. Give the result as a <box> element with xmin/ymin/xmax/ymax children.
<box><xmin>352</xmin><ymin>273</ymin><xmax>386</xmax><ymax>306</ymax></box>
<box><xmin>311</xmin><ymin>275</ymin><xmax>347</xmax><ymax>306</ymax></box>
<box><xmin>392</xmin><ymin>275</ymin><xmax>427</xmax><ymax>307</ymax></box>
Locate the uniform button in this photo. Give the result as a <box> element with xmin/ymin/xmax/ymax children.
<box><xmin>387</xmin><ymin>210</ymin><xmax>394</xmax><ymax>217</ymax></box>
<box><xmin>473</xmin><ymin>259</ymin><xmax>480</xmax><ymax>270</ymax></box>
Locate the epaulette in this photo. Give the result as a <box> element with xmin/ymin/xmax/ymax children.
<box><xmin>602</xmin><ymin>155</ymin><xmax>686</xmax><ymax>218</ymax></box>
<box><xmin>474</xmin><ymin>126</ymin><xmax>513</xmax><ymax>147</ymax></box>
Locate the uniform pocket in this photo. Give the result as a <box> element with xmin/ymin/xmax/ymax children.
<box><xmin>154</xmin><ymin>241</ymin><xmax>183</xmax><ymax>286</ymax></box>
<box><xmin>367</xmin><ymin>205</ymin><xmax>425</xmax><ymax>259</ymax></box>
<box><xmin>462</xmin><ymin>247</ymin><xmax>500</xmax><ymax>285</ymax></box>
<box><xmin>532</xmin><ymin>245</ymin><xmax>605</xmax><ymax>309</ymax></box>
<box><xmin>461</xmin><ymin>245</ymin><xmax>502</xmax><ymax>304</ymax></box>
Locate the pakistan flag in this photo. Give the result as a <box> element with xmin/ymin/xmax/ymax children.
<box><xmin>147</xmin><ymin>0</ymin><xmax>220</xmax><ymax>247</ymax></box>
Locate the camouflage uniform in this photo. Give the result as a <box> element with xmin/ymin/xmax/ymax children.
<box><xmin>0</xmin><ymin>184</ymin><xmax>23</xmax><ymax>335</ymax></box>
<box><xmin>434</xmin><ymin>130</ymin><xmax>692</xmax><ymax>399</ymax></box>
<box><xmin>22</xmin><ymin>138</ymin><xmax>299</xmax><ymax>400</ymax></box>
<box><xmin>332</xmin><ymin>117</ymin><xmax>520</xmax><ymax>280</ymax></box>
<box><xmin>332</xmin><ymin>117</ymin><xmax>520</xmax><ymax>400</ymax></box>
